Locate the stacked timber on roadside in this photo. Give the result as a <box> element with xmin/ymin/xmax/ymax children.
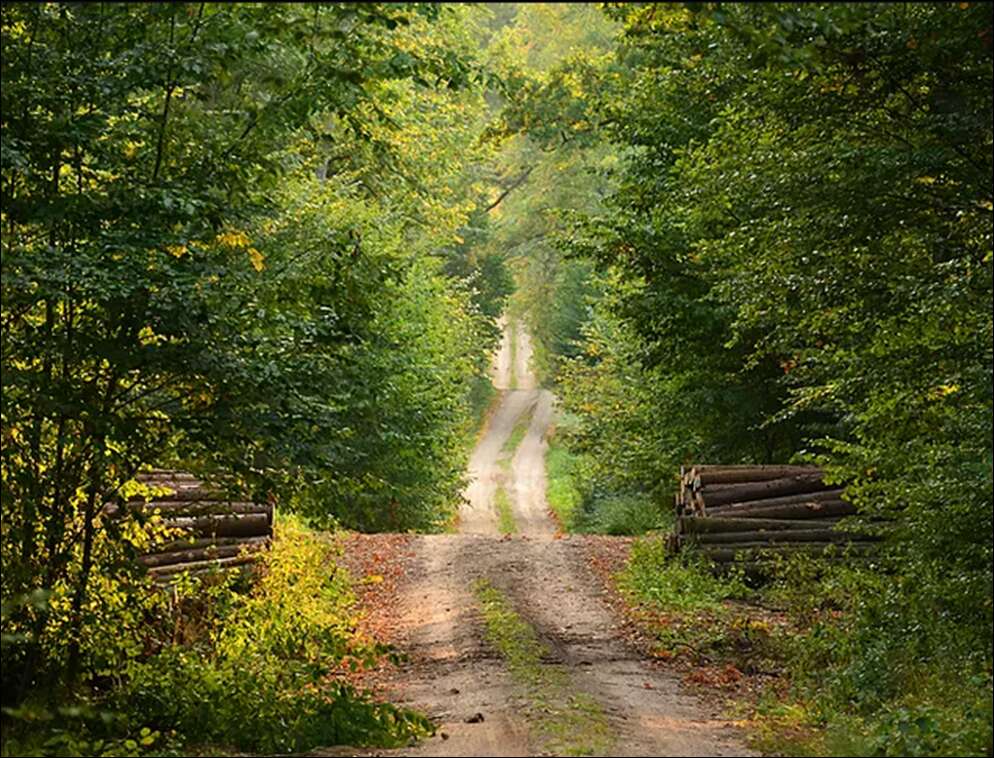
<box><xmin>118</xmin><ymin>470</ymin><xmax>273</xmax><ymax>580</ymax></box>
<box><xmin>674</xmin><ymin>464</ymin><xmax>874</xmax><ymax>566</ymax></box>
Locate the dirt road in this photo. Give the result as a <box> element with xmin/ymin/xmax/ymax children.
<box><xmin>328</xmin><ymin>321</ymin><xmax>754</xmax><ymax>757</ymax></box>
<box><xmin>462</xmin><ymin>317</ymin><xmax>553</xmax><ymax>538</ymax></box>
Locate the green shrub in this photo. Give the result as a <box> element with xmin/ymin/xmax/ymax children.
<box><xmin>116</xmin><ymin>516</ymin><xmax>431</xmax><ymax>753</ymax></box>
<box><xmin>545</xmin><ymin>427</ymin><xmax>667</xmax><ymax>536</ymax></box>
<box><xmin>620</xmin><ymin>536</ymin><xmax>749</xmax><ymax>613</ymax></box>
<box><xmin>576</xmin><ymin>493</ymin><xmax>664</xmax><ymax>536</ymax></box>
<box><xmin>2</xmin><ymin>517</ymin><xmax>431</xmax><ymax>756</ymax></box>
<box><xmin>758</xmin><ymin>557</ymin><xmax>994</xmax><ymax>757</ymax></box>
<box><xmin>545</xmin><ymin>439</ymin><xmax>584</xmax><ymax>530</ymax></box>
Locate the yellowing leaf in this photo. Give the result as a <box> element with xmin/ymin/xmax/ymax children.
<box><xmin>216</xmin><ymin>229</ymin><xmax>251</xmax><ymax>249</ymax></box>
<box><xmin>248</xmin><ymin>247</ymin><xmax>265</xmax><ymax>272</ymax></box>
<box><xmin>138</xmin><ymin>325</ymin><xmax>165</xmax><ymax>345</ymax></box>
<box><xmin>929</xmin><ymin>383</ymin><xmax>960</xmax><ymax>400</ymax></box>
<box><xmin>165</xmin><ymin>244</ymin><xmax>188</xmax><ymax>258</ymax></box>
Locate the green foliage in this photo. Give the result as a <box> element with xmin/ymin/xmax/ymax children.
<box><xmin>546</xmin><ymin>412</ymin><xmax>665</xmax><ymax>535</ymax></box>
<box><xmin>501</xmin><ymin>399</ymin><xmax>533</xmax><ymax>460</ymax></box>
<box><xmin>4</xmin><ymin>1</ymin><xmax>991</xmax><ymax>755</ymax></box>
<box><xmin>545</xmin><ymin>435</ymin><xmax>583</xmax><ymax>530</ymax></box>
<box><xmin>507</xmin><ymin>3</ymin><xmax>992</xmax><ymax>753</ymax></box>
<box><xmin>577</xmin><ymin>493</ymin><xmax>662</xmax><ymax>537</ymax></box>
<box><xmin>475</xmin><ymin>4</ymin><xmax>620</xmax><ymax>387</ymax></box>
<box><xmin>750</xmin><ymin>557</ymin><xmax>993</xmax><ymax>757</ymax></box>
<box><xmin>620</xmin><ymin>537</ymin><xmax>749</xmax><ymax>615</ymax></box>
<box><xmin>495</xmin><ymin>487</ymin><xmax>517</xmax><ymax>535</ymax></box>
<box><xmin>577</xmin><ymin>0</ymin><xmax>993</xmax><ymax>603</ymax></box>
<box><xmin>1</xmin><ymin>711</ymin><xmax>174</xmax><ymax>758</ymax></box>
<box><xmin>1</xmin><ymin>0</ymin><xmax>503</xmax><ymax>706</ymax></box>
<box><xmin>622</xmin><ymin>541</ymin><xmax>993</xmax><ymax>756</ymax></box>
<box><xmin>2</xmin><ymin>517</ymin><xmax>432</xmax><ymax>756</ymax></box>
<box><xmin>616</xmin><ymin>538</ymin><xmax>787</xmax><ymax>680</ymax></box>
<box><xmin>474</xmin><ymin>579</ymin><xmax>547</xmax><ymax>679</ymax></box>
<box><xmin>287</xmin><ymin>254</ymin><xmax>490</xmax><ymax>532</ymax></box>
<box><xmin>116</xmin><ymin>517</ymin><xmax>431</xmax><ymax>752</ymax></box>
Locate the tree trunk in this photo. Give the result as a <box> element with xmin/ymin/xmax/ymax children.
<box><xmin>688</xmin><ymin>528</ymin><xmax>874</xmax><ymax>545</ymax></box>
<box><xmin>168</xmin><ymin>512</ymin><xmax>272</xmax><ymax>538</ymax></box>
<box><xmin>151</xmin><ymin>534</ymin><xmax>269</xmax><ymax>553</ymax></box>
<box><xmin>679</xmin><ymin>516</ymin><xmax>842</xmax><ymax>533</ymax></box>
<box><xmin>697</xmin><ymin>542</ymin><xmax>875</xmax><ymax>563</ymax></box>
<box><xmin>705</xmin><ymin>499</ymin><xmax>856</xmax><ymax>520</ymax></box>
<box><xmin>705</xmin><ymin>488</ymin><xmax>845</xmax><ymax>513</ymax></box>
<box><xmin>64</xmin><ymin>476</ymin><xmax>100</xmax><ymax>687</ymax></box>
<box><xmin>124</xmin><ymin>500</ymin><xmax>269</xmax><ymax>517</ymax></box>
<box><xmin>691</xmin><ymin>465</ymin><xmax>820</xmax><ymax>486</ymax></box>
<box><xmin>695</xmin><ymin>473</ymin><xmax>831</xmax><ymax>508</ymax></box>
<box><xmin>131</xmin><ymin>485</ymin><xmax>230</xmax><ymax>502</ymax></box>
<box><xmin>139</xmin><ymin>538</ymin><xmax>267</xmax><ymax>568</ymax></box>
<box><xmin>148</xmin><ymin>553</ymin><xmax>260</xmax><ymax>577</ymax></box>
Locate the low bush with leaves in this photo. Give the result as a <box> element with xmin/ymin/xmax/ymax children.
<box><xmin>2</xmin><ymin>517</ymin><xmax>432</xmax><ymax>756</ymax></box>
<box><xmin>545</xmin><ymin>413</ymin><xmax>668</xmax><ymax>536</ymax></box>
<box><xmin>756</xmin><ymin>557</ymin><xmax>993</xmax><ymax>757</ymax></box>
<box><xmin>619</xmin><ymin>538</ymin><xmax>993</xmax><ymax>756</ymax></box>
<box><xmin>618</xmin><ymin>537</ymin><xmax>767</xmax><ymax>667</ymax></box>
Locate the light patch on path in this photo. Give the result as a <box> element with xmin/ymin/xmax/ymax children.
<box><xmin>460</xmin><ymin>389</ymin><xmax>533</xmax><ymax>535</ymax></box>
<box><xmin>512</xmin><ymin>322</ymin><xmax>536</xmax><ymax>391</ymax></box>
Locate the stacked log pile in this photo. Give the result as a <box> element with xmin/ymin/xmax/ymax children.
<box><xmin>674</xmin><ymin>465</ymin><xmax>874</xmax><ymax>566</ymax></box>
<box><xmin>117</xmin><ymin>470</ymin><xmax>273</xmax><ymax>580</ymax></box>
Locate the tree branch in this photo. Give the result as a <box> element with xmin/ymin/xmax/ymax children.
<box><xmin>483</xmin><ymin>166</ymin><xmax>534</xmax><ymax>213</ymax></box>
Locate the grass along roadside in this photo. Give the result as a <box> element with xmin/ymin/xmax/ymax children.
<box><xmin>468</xmin><ymin>374</ymin><xmax>499</xmax><ymax>447</ymax></box>
<box><xmin>615</xmin><ymin>536</ymin><xmax>994</xmax><ymax>757</ymax></box>
<box><xmin>472</xmin><ymin>579</ymin><xmax>613</xmax><ymax>756</ymax></box>
<box><xmin>500</xmin><ymin>399</ymin><xmax>535</xmax><ymax>466</ymax></box>
<box><xmin>0</xmin><ymin>517</ymin><xmax>433</xmax><ymax>757</ymax></box>
<box><xmin>546</xmin><ymin>433</ymin><xmax>583</xmax><ymax>531</ymax></box>
<box><xmin>544</xmin><ymin>417</ymin><xmax>663</xmax><ymax>535</ymax></box>
<box><xmin>446</xmin><ymin>376</ymin><xmax>501</xmax><ymax>533</ymax></box>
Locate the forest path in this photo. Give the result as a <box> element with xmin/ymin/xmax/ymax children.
<box><xmin>319</xmin><ymin>321</ymin><xmax>754</xmax><ymax>757</ymax></box>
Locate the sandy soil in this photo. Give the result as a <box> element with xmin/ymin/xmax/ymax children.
<box><xmin>318</xmin><ymin>321</ymin><xmax>755</xmax><ymax>757</ymax></box>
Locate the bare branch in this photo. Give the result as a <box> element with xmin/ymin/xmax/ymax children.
<box><xmin>483</xmin><ymin>166</ymin><xmax>534</xmax><ymax>213</ymax></box>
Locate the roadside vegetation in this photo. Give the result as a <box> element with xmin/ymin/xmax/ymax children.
<box><xmin>494</xmin><ymin>488</ymin><xmax>517</xmax><ymax>536</ymax></box>
<box><xmin>2</xmin><ymin>516</ymin><xmax>432</xmax><ymax>756</ymax></box>
<box><xmin>501</xmin><ymin>403</ymin><xmax>534</xmax><ymax>463</ymax></box>
<box><xmin>492</xmin><ymin>402</ymin><xmax>535</xmax><ymax>535</ymax></box>
<box><xmin>621</xmin><ymin>538</ymin><xmax>992</xmax><ymax>757</ymax></box>
<box><xmin>545</xmin><ymin>413</ymin><xmax>663</xmax><ymax>535</ymax></box>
